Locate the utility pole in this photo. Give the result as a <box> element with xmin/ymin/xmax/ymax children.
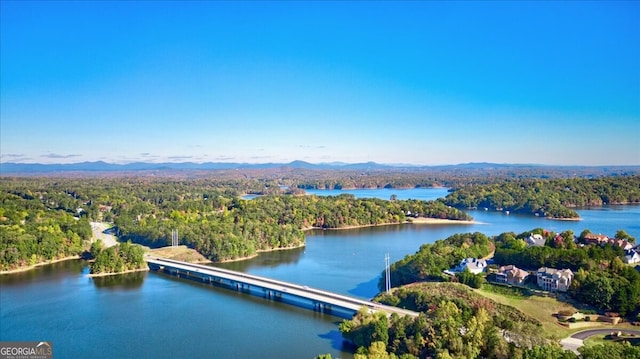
<box><xmin>171</xmin><ymin>229</ymin><xmax>178</xmax><ymax>248</ymax></box>
<box><xmin>385</xmin><ymin>253</ymin><xmax>391</xmax><ymax>294</ymax></box>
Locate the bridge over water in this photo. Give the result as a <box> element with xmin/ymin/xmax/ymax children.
<box><xmin>146</xmin><ymin>257</ymin><xmax>419</xmax><ymax>319</ymax></box>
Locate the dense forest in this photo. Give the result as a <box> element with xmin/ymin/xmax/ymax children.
<box><xmin>115</xmin><ymin>193</ymin><xmax>470</xmax><ymax>261</ymax></box>
<box><xmin>442</xmin><ymin>176</ymin><xmax>640</xmax><ymax>219</ymax></box>
<box><xmin>89</xmin><ymin>240</ymin><xmax>146</xmax><ymax>275</ymax></box>
<box><xmin>0</xmin><ymin>189</ymin><xmax>92</xmax><ymax>271</ymax></box>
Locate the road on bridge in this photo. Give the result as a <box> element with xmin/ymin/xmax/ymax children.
<box><xmin>147</xmin><ymin>257</ymin><xmax>419</xmax><ymax>318</ymax></box>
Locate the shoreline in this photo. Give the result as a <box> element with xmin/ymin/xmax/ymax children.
<box><xmin>154</xmin><ymin>219</ymin><xmax>475</xmax><ymax>264</ymax></box>
<box><xmin>218</xmin><ymin>242</ymin><xmax>306</xmax><ymax>263</ymax></box>
<box><xmin>0</xmin><ymin>255</ymin><xmax>82</xmax><ymax>275</ymax></box>
<box><xmin>304</xmin><ymin>217</ymin><xmax>477</xmax><ymax>231</ymax></box>
<box><xmin>87</xmin><ymin>267</ymin><xmax>149</xmax><ymax>277</ymax></box>
<box><xmin>407</xmin><ymin>217</ymin><xmax>476</xmax><ymax>225</ymax></box>
<box><xmin>2</xmin><ymin>218</ymin><xmax>476</xmax><ymax>272</ymax></box>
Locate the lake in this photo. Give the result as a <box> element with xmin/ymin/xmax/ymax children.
<box><xmin>2</xmin><ymin>188</ymin><xmax>638</xmax><ymax>358</ymax></box>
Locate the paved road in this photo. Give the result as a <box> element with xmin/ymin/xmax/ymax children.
<box><xmin>571</xmin><ymin>328</ymin><xmax>640</xmax><ymax>340</ymax></box>
<box><xmin>561</xmin><ymin>328</ymin><xmax>640</xmax><ymax>353</ymax></box>
<box><xmin>90</xmin><ymin>222</ymin><xmax>118</xmax><ymax>248</ymax></box>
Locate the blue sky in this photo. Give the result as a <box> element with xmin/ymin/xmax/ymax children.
<box><xmin>1</xmin><ymin>1</ymin><xmax>638</xmax><ymax>165</ymax></box>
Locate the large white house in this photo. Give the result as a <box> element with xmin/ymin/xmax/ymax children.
<box><xmin>525</xmin><ymin>234</ymin><xmax>546</xmax><ymax>247</ymax></box>
<box><xmin>536</xmin><ymin>267</ymin><xmax>573</xmax><ymax>292</ymax></box>
<box><xmin>445</xmin><ymin>258</ymin><xmax>487</xmax><ymax>275</ymax></box>
<box><xmin>624</xmin><ymin>250</ymin><xmax>640</xmax><ymax>264</ymax></box>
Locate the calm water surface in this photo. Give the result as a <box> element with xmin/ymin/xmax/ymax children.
<box><xmin>2</xmin><ymin>188</ymin><xmax>638</xmax><ymax>358</ymax></box>
<box><xmin>303</xmin><ymin>187</ymin><xmax>451</xmax><ymax>201</ymax></box>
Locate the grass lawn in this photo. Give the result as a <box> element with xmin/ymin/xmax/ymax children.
<box><xmin>147</xmin><ymin>245</ymin><xmax>211</xmax><ymax>263</ymax></box>
<box><xmin>474</xmin><ymin>286</ymin><xmax>638</xmax><ymax>340</ymax></box>
<box><xmin>583</xmin><ymin>334</ymin><xmax>610</xmax><ymax>347</ymax></box>
<box><xmin>475</xmin><ymin>287</ymin><xmax>580</xmax><ymax>339</ymax></box>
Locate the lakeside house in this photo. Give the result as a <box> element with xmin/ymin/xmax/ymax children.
<box><xmin>495</xmin><ymin>265</ymin><xmax>529</xmax><ymax>285</ymax></box>
<box><xmin>624</xmin><ymin>250</ymin><xmax>640</xmax><ymax>264</ymax></box>
<box><xmin>525</xmin><ymin>234</ymin><xmax>546</xmax><ymax>247</ymax></box>
<box><xmin>583</xmin><ymin>233</ymin><xmax>610</xmax><ymax>245</ymax></box>
<box><xmin>536</xmin><ymin>267</ymin><xmax>573</xmax><ymax>292</ymax></box>
<box><xmin>610</xmin><ymin>239</ymin><xmax>633</xmax><ymax>251</ymax></box>
<box><xmin>445</xmin><ymin>258</ymin><xmax>487</xmax><ymax>275</ymax></box>
<box><xmin>582</xmin><ymin>233</ymin><xmax>633</xmax><ymax>251</ymax></box>
<box><xmin>553</xmin><ymin>234</ymin><xmax>565</xmax><ymax>247</ymax></box>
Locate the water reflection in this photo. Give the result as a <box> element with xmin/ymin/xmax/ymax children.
<box><xmin>0</xmin><ymin>259</ymin><xmax>86</xmax><ymax>286</ymax></box>
<box><xmin>215</xmin><ymin>245</ymin><xmax>305</xmax><ymax>271</ymax></box>
<box><xmin>348</xmin><ymin>277</ymin><xmax>381</xmax><ymax>299</ymax></box>
<box><xmin>319</xmin><ymin>329</ymin><xmax>353</xmax><ymax>352</ymax></box>
<box><xmin>91</xmin><ymin>271</ymin><xmax>146</xmax><ymax>289</ymax></box>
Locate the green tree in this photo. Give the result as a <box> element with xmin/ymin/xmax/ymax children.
<box><xmin>522</xmin><ymin>344</ymin><xmax>576</xmax><ymax>359</ymax></box>
<box><xmin>90</xmin><ymin>239</ymin><xmax>104</xmax><ymax>259</ymax></box>
<box><xmin>578</xmin><ymin>342</ymin><xmax>640</xmax><ymax>359</ymax></box>
<box><xmin>578</xmin><ymin>272</ymin><xmax>614</xmax><ymax>310</ymax></box>
<box><xmin>615</xmin><ymin>229</ymin><xmax>635</xmax><ymax>244</ymax></box>
<box><xmin>432</xmin><ymin>301</ymin><xmax>464</xmax><ymax>356</ymax></box>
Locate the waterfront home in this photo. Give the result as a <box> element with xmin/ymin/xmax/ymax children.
<box><xmin>624</xmin><ymin>250</ymin><xmax>640</xmax><ymax>264</ymax></box>
<box><xmin>582</xmin><ymin>233</ymin><xmax>633</xmax><ymax>250</ymax></box>
<box><xmin>611</xmin><ymin>239</ymin><xmax>633</xmax><ymax>251</ymax></box>
<box><xmin>582</xmin><ymin>233</ymin><xmax>609</xmax><ymax>245</ymax></box>
<box><xmin>445</xmin><ymin>258</ymin><xmax>487</xmax><ymax>275</ymax></box>
<box><xmin>495</xmin><ymin>265</ymin><xmax>529</xmax><ymax>285</ymax></box>
<box><xmin>536</xmin><ymin>267</ymin><xmax>573</xmax><ymax>292</ymax></box>
<box><xmin>525</xmin><ymin>234</ymin><xmax>546</xmax><ymax>247</ymax></box>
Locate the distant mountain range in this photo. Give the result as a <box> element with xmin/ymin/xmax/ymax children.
<box><xmin>1</xmin><ymin>160</ymin><xmax>638</xmax><ymax>175</ymax></box>
<box><xmin>0</xmin><ymin>160</ymin><xmax>395</xmax><ymax>173</ymax></box>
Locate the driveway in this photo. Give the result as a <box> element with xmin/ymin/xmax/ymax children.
<box><xmin>572</xmin><ymin>328</ymin><xmax>640</xmax><ymax>340</ymax></box>
<box><xmin>561</xmin><ymin>328</ymin><xmax>640</xmax><ymax>353</ymax></box>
